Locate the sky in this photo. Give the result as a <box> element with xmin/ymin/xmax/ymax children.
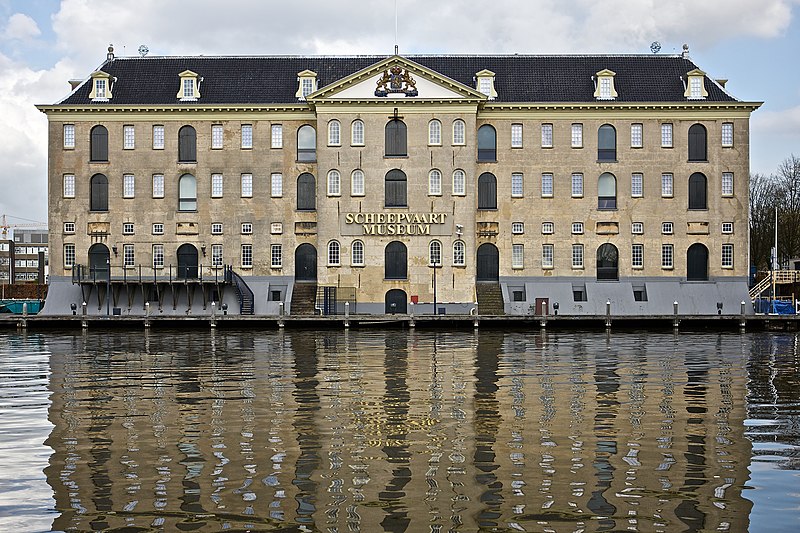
<box><xmin>1</xmin><ymin>0</ymin><xmax>799</xmax><ymax>224</ymax></box>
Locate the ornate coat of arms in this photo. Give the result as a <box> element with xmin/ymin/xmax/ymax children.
<box><xmin>375</xmin><ymin>66</ymin><xmax>418</xmax><ymax>97</ymax></box>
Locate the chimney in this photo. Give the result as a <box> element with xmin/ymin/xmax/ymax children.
<box><xmin>68</xmin><ymin>80</ymin><xmax>82</xmax><ymax>91</ymax></box>
<box><xmin>681</xmin><ymin>44</ymin><xmax>690</xmax><ymax>59</ymax></box>
<box><xmin>107</xmin><ymin>44</ymin><xmax>114</xmax><ymax>61</ymax></box>
<box><xmin>716</xmin><ymin>79</ymin><xmax>728</xmax><ymax>89</ymax></box>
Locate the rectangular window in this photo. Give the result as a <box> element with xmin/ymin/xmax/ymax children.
<box><xmin>183</xmin><ymin>78</ymin><xmax>193</xmax><ymax>98</ymax></box>
<box><xmin>95</xmin><ymin>78</ymin><xmax>106</xmax><ymax>98</ymax></box>
<box><xmin>212</xmin><ymin>125</ymin><xmax>223</xmax><ymax>149</ymax></box>
<box><xmin>241</xmin><ymin>124</ymin><xmax>253</xmax><ymax>149</ymax></box>
<box><xmin>152</xmin><ymin>125</ymin><xmax>164</xmax><ymax>150</ymax></box>
<box><xmin>571</xmin><ymin>173</ymin><xmax>583</xmax><ymax>197</ymax></box>
<box><xmin>123</xmin><ymin>125</ymin><xmax>135</xmax><ymax>149</ymax></box>
<box><xmin>511</xmin><ymin>124</ymin><xmax>523</xmax><ymax>148</ymax></box>
<box><xmin>123</xmin><ymin>244</ymin><xmax>135</xmax><ymax>268</ymax></box>
<box><xmin>123</xmin><ymin>174</ymin><xmax>135</xmax><ymax>198</ymax></box>
<box><xmin>211</xmin><ymin>222</ymin><xmax>223</xmax><ymax>235</ymax></box>
<box><xmin>241</xmin><ymin>222</ymin><xmax>253</xmax><ymax>234</ymax></box>
<box><xmin>572</xmin><ymin>222</ymin><xmax>584</xmax><ymax>234</ymax></box>
<box><xmin>152</xmin><ymin>223</ymin><xmax>164</xmax><ymax>235</ymax></box>
<box><xmin>211</xmin><ymin>173</ymin><xmax>223</xmax><ymax>198</ymax></box>
<box><xmin>722</xmin><ymin>222</ymin><xmax>734</xmax><ymax>234</ymax></box>
<box><xmin>541</xmin><ymin>173</ymin><xmax>553</xmax><ymax>197</ymax></box>
<box><xmin>512</xmin><ymin>222</ymin><xmax>524</xmax><ymax>234</ymax></box>
<box><xmin>630</xmin><ymin>123</ymin><xmax>643</xmax><ymax>148</ymax></box>
<box><xmin>63</xmin><ymin>124</ymin><xmax>75</xmax><ymax>149</ymax></box>
<box><xmin>689</xmin><ymin>77</ymin><xmax>702</xmax><ymax>99</ymax></box>
<box><xmin>632</xmin><ymin>244</ymin><xmax>644</xmax><ymax>268</ymax></box>
<box><xmin>722</xmin><ymin>243</ymin><xmax>734</xmax><ymax>268</ymax></box>
<box><xmin>722</xmin><ymin>172</ymin><xmax>734</xmax><ymax>196</ymax></box>
<box><xmin>271</xmin><ymin>173</ymin><xmax>283</xmax><ymax>197</ymax></box>
<box><xmin>512</xmin><ymin>244</ymin><xmax>524</xmax><ymax>269</ymax></box>
<box><xmin>64</xmin><ymin>222</ymin><xmax>75</xmax><ymax>233</ymax></box>
<box><xmin>211</xmin><ymin>244</ymin><xmax>223</xmax><ymax>268</ymax></box>
<box><xmin>632</xmin><ymin>222</ymin><xmax>644</xmax><ymax>234</ymax></box>
<box><xmin>599</xmin><ymin>77</ymin><xmax>612</xmax><ymax>99</ymax></box>
<box><xmin>63</xmin><ymin>174</ymin><xmax>75</xmax><ymax>198</ymax></box>
<box><xmin>572</xmin><ymin>244</ymin><xmax>584</xmax><ymax>269</ymax></box>
<box><xmin>511</xmin><ymin>173</ymin><xmax>523</xmax><ymax>197</ymax></box>
<box><xmin>661</xmin><ymin>244</ymin><xmax>674</xmax><ymax>269</ymax></box>
<box><xmin>662</xmin><ymin>222</ymin><xmax>673</xmax><ymax>234</ymax></box>
<box><xmin>571</xmin><ymin>123</ymin><xmax>583</xmax><ymax>148</ymax></box>
<box><xmin>541</xmin><ymin>123</ymin><xmax>553</xmax><ymax>148</ymax></box>
<box><xmin>542</xmin><ymin>244</ymin><xmax>554</xmax><ymax>268</ymax></box>
<box><xmin>722</xmin><ymin>122</ymin><xmax>734</xmax><ymax>147</ymax></box>
<box><xmin>631</xmin><ymin>173</ymin><xmax>643</xmax><ymax>198</ymax></box>
<box><xmin>241</xmin><ymin>173</ymin><xmax>253</xmax><ymax>197</ymax></box>
<box><xmin>271</xmin><ymin>244</ymin><xmax>282</xmax><ymax>268</ymax></box>
<box><xmin>542</xmin><ymin>222</ymin><xmax>554</xmax><ymax>234</ymax></box>
<box><xmin>661</xmin><ymin>123</ymin><xmax>673</xmax><ymax>148</ymax></box>
<box><xmin>122</xmin><ymin>222</ymin><xmax>134</xmax><ymax>235</ymax></box>
<box><xmin>64</xmin><ymin>243</ymin><xmax>75</xmax><ymax>268</ymax></box>
<box><xmin>271</xmin><ymin>124</ymin><xmax>283</xmax><ymax>148</ymax></box>
<box><xmin>153</xmin><ymin>244</ymin><xmax>164</xmax><ymax>268</ymax></box>
<box><xmin>152</xmin><ymin>174</ymin><xmax>164</xmax><ymax>198</ymax></box>
<box><xmin>241</xmin><ymin>244</ymin><xmax>253</xmax><ymax>268</ymax></box>
<box><xmin>661</xmin><ymin>173</ymin><xmax>673</xmax><ymax>197</ymax></box>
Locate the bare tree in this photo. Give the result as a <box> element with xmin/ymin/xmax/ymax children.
<box><xmin>750</xmin><ymin>172</ymin><xmax>778</xmax><ymax>271</ymax></box>
<box><xmin>774</xmin><ymin>155</ymin><xmax>800</xmax><ymax>265</ymax></box>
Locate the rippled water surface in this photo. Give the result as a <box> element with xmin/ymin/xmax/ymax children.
<box><xmin>1</xmin><ymin>329</ymin><xmax>799</xmax><ymax>532</ymax></box>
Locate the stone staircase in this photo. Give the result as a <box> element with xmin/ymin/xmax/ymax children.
<box><xmin>290</xmin><ymin>282</ymin><xmax>318</xmax><ymax>315</ymax></box>
<box><xmin>476</xmin><ymin>282</ymin><xmax>505</xmax><ymax>315</ymax></box>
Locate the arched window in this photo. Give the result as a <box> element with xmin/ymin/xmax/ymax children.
<box><xmin>452</xmin><ymin>169</ymin><xmax>466</xmax><ymax>195</ymax></box>
<box><xmin>351</xmin><ymin>169</ymin><xmax>365</xmax><ymax>196</ymax></box>
<box><xmin>598</xmin><ymin>172</ymin><xmax>617</xmax><ymax>209</ymax></box>
<box><xmin>351</xmin><ymin>120</ymin><xmax>364</xmax><ymax>146</ymax></box>
<box><xmin>453</xmin><ymin>241</ymin><xmax>466</xmax><ymax>266</ymax></box>
<box><xmin>596</xmin><ymin>243</ymin><xmax>619</xmax><ymax>281</ymax></box>
<box><xmin>688</xmin><ymin>123</ymin><xmax>707</xmax><ymax>162</ymax></box>
<box><xmin>385</xmin><ymin>241</ymin><xmax>408</xmax><ymax>280</ymax></box>
<box><xmin>297</xmin><ymin>173</ymin><xmax>316</xmax><ymax>211</ymax></box>
<box><xmin>452</xmin><ymin>119</ymin><xmax>465</xmax><ymax>145</ymax></box>
<box><xmin>297</xmin><ymin>125</ymin><xmax>316</xmax><ymax>162</ymax></box>
<box><xmin>598</xmin><ymin>124</ymin><xmax>616</xmax><ymax>161</ymax></box>
<box><xmin>90</xmin><ymin>173</ymin><xmax>108</xmax><ymax>211</ymax></box>
<box><xmin>429</xmin><ymin>169</ymin><xmax>442</xmax><ymax>195</ymax></box>
<box><xmin>178</xmin><ymin>125</ymin><xmax>196</xmax><ymax>162</ymax></box>
<box><xmin>90</xmin><ymin>125</ymin><xmax>108</xmax><ymax>162</ymax></box>
<box><xmin>478</xmin><ymin>172</ymin><xmax>497</xmax><ymax>210</ymax></box>
<box><xmin>477</xmin><ymin>124</ymin><xmax>496</xmax><ymax>161</ymax></box>
<box><xmin>429</xmin><ymin>119</ymin><xmax>442</xmax><ymax>145</ymax></box>
<box><xmin>328</xmin><ymin>120</ymin><xmax>341</xmax><ymax>146</ymax></box>
<box><xmin>385</xmin><ymin>169</ymin><xmax>407</xmax><ymax>207</ymax></box>
<box><xmin>385</xmin><ymin>119</ymin><xmax>407</xmax><ymax>156</ymax></box>
<box><xmin>327</xmin><ymin>241</ymin><xmax>340</xmax><ymax>266</ymax></box>
<box><xmin>178</xmin><ymin>174</ymin><xmax>197</xmax><ymax>211</ymax></box>
<box><xmin>688</xmin><ymin>172</ymin><xmax>707</xmax><ymax>210</ymax></box>
<box><xmin>327</xmin><ymin>170</ymin><xmax>341</xmax><ymax>196</ymax></box>
<box><xmin>429</xmin><ymin>240</ymin><xmax>442</xmax><ymax>266</ymax></box>
<box><xmin>351</xmin><ymin>240</ymin><xmax>364</xmax><ymax>266</ymax></box>
<box><xmin>687</xmin><ymin>243</ymin><xmax>709</xmax><ymax>281</ymax></box>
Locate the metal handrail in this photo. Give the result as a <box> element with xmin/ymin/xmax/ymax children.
<box><xmin>72</xmin><ymin>263</ymin><xmax>231</xmax><ymax>283</ymax></box>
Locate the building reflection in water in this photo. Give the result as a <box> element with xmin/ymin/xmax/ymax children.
<box><xmin>45</xmin><ymin>329</ymin><xmax>753</xmax><ymax>531</ymax></box>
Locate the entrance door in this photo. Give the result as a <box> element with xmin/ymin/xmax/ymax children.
<box><xmin>476</xmin><ymin>243</ymin><xmax>499</xmax><ymax>281</ymax></box>
<box><xmin>385</xmin><ymin>289</ymin><xmax>407</xmax><ymax>314</ymax></box>
<box><xmin>177</xmin><ymin>244</ymin><xmax>198</xmax><ymax>279</ymax></box>
<box><xmin>295</xmin><ymin>244</ymin><xmax>317</xmax><ymax>281</ymax></box>
<box><xmin>88</xmin><ymin>243</ymin><xmax>110</xmax><ymax>281</ymax></box>
<box><xmin>535</xmin><ymin>297</ymin><xmax>549</xmax><ymax>315</ymax></box>
<box><xmin>687</xmin><ymin>243</ymin><xmax>709</xmax><ymax>281</ymax></box>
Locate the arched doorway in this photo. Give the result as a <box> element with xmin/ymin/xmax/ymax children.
<box><xmin>297</xmin><ymin>173</ymin><xmax>316</xmax><ymax>211</ymax></box>
<box><xmin>177</xmin><ymin>244</ymin><xmax>198</xmax><ymax>279</ymax></box>
<box><xmin>687</xmin><ymin>243</ymin><xmax>709</xmax><ymax>281</ymax></box>
<box><xmin>596</xmin><ymin>243</ymin><xmax>619</xmax><ymax>281</ymax></box>
<box><xmin>476</xmin><ymin>243</ymin><xmax>499</xmax><ymax>281</ymax></box>
<box><xmin>88</xmin><ymin>243</ymin><xmax>110</xmax><ymax>281</ymax></box>
<box><xmin>295</xmin><ymin>243</ymin><xmax>317</xmax><ymax>281</ymax></box>
<box><xmin>385</xmin><ymin>241</ymin><xmax>408</xmax><ymax>280</ymax></box>
<box><xmin>477</xmin><ymin>173</ymin><xmax>497</xmax><ymax>210</ymax></box>
<box><xmin>385</xmin><ymin>289</ymin><xmax>407</xmax><ymax>314</ymax></box>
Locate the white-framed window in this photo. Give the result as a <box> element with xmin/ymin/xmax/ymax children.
<box><xmin>328</xmin><ymin>120</ymin><xmax>341</xmax><ymax>146</ymax></box>
<box><xmin>542</xmin><ymin>222</ymin><xmax>554</xmax><ymax>234</ymax></box>
<box><xmin>351</xmin><ymin>169</ymin><xmax>365</xmax><ymax>196</ymax></box>
<box><xmin>241</xmin><ymin>244</ymin><xmax>253</xmax><ymax>268</ymax></box>
<box><xmin>327</xmin><ymin>170</ymin><xmax>341</xmax><ymax>196</ymax></box>
<box><xmin>689</xmin><ymin>77</ymin><xmax>703</xmax><ymax>99</ymax></box>
<box><xmin>572</xmin><ymin>244</ymin><xmax>584</xmax><ymax>269</ymax></box>
<box><xmin>511</xmin><ymin>123</ymin><xmax>523</xmax><ymax>148</ymax></box>
<box><xmin>94</xmin><ymin>78</ymin><xmax>107</xmax><ymax>99</ymax></box>
<box><xmin>631</xmin><ymin>173</ymin><xmax>643</xmax><ymax>198</ymax></box>
<box><xmin>452</xmin><ymin>170</ymin><xmax>466</xmax><ymax>196</ymax></box>
<box><xmin>152</xmin><ymin>125</ymin><xmax>165</xmax><ymax>150</ymax></box>
<box><xmin>512</xmin><ymin>222</ymin><xmax>524</xmax><ymax>234</ymax></box>
<box><xmin>599</xmin><ymin>77</ymin><xmax>613</xmax><ymax>99</ymax></box>
<box><xmin>428</xmin><ymin>119</ymin><xmax>442</xmax><ymax>145</ymax></box>
<box><xmin>631</xmin><ymin>222</ymin><xmax>644</xmax><ymax>234</ymax></box>
<box><xmin>152</xmin><ymin>223</ymin><xmax>164</xmax><ymax>235</ymax></box>
<box><xmin>241</xmin><ymin>173</ymin><xmax>253</xmax><ymax>198</ymax></box>
<box><xmin>211</xmin><ymin>222</ymin><xmax>223</xmax><ymax>235</ymax></box>
<box><xmin>572</xmin><ymin>222</ymin><xmax>584</xmax><ymax>234</ymax></box>
<box><xmin>429</xmin><ymin>169</ymin><xmax>442</xmax><ymax>195</ymax></box>
<box><xmin>63</xmin><ymin>174</ymin><xmax>75</xmax><ymax>198</ymax></box>
<box><xmin>271</xmin><ymin>244</ymin><xmax>282</xmax><ymax>268</ymax></box>
<box><xmin>211</xmin><ymin>173</ymin><xmax>223</xmax><ymax>198</ymax></box>
<box><xmin>271</xmin><ymin>124</ymin><xmax>283</xmax><ymax>148</ymax></box>
<box><xmin>722</xmin><ymin>122</ymin><xmax>734</xmax><ymax>147</ymax></box>
<box><xmin>152</xmin><ymin>174</ymin><xmax>164</xmax><ymax>198</ymax></box>
<box><xmin>351</xmin><ymin>240</ymin><xmax>364</xmax><ymax>266</ymax></box>
<box><xmin>542</xmin><ymin>244</ymin><xmax>554</xmax><ymax>269</ymax></box>
<box><xmin>241</xmin><ymin>222</ymin><xmax>253</xmax><ymax>234</ymax></box>
<box><xmin>351</xmin><ymin>120</ymin><xmax>364</xmax><ymax>146</ymax></box>
<box><xmin>301</xmin><ymin>78</ymin><xmax>314</xmax><ymax>98</ymax></box>
<box><xmin>661</xmin><ymin>123</ymin><xmax>673</xmax><ymax>148</ymax></box>
<box><xmin>429</xmin><ymin>240</ymin><xmax>442</xmax><ymax>266</ymax></box>
<box><xmin>271</xmin><ymin>173</ymin><xmax>283</xmax><ymax>197</ymax></box>
<box><xmin>511</xmin><ymin>173</ymin><xmax>523</xmax><ymax>197</ymax></box>
<box><xmin>272</xmin><ymin>222</ymin><xmax>283</xmax><ymax>234</ymax></box>
<box><xmin>541</xmin><ymin>123</ymin><xmax>553</xmax><ymax>148</ymax></box>
<box><xmin>453</xmin><ymin>240</ymin><xmax>465</xmax><ymax>266</ymax></box>
<box><xmin>241</xmin><ymin>124</ymin><xmax>253</xmax><ymax>149</ymax></box>
<box><xmin>625</xmin><ymin>243</ymin><xmax>642</xmax><ymax>270</ymax></box>
<box><xmin>212</xmin><ymin>244</ymin><xmax>223</xmax><ymax>268</ymax></box>
<box><xmin>722</xmin><ymin>172</ymin><xmax>734</xmax><ymax>196</ymax></box>
<box><xmin>452</xmin><ymin>119</ymin><xmax>465</xmax><ymax>145</ymax></box>
<box><xmin>123</xmin><ymin>244</ymin><xmax>134</xmax><ymax>268</ymax></box>
<box><xmin>327</xmin><ymin>240</ymin><xmax>341</xmax><ymax>266</ymax></box>
<box><xmin>722</xmin><ymin>243</ymin><xmax>734</xmax><ymax>268</ymax></box>
<box><xmin>571</xmin><ymin>173</ymin><xmax>584</xmax><ymax>197</ymax></box>
<box><xmin>64</xmin><ymin>243</ymin><xmax>75</xmax><ymax>268</ymax></box>
<box><xmin>122</xmin><ymin>222</ymin><xmax>134</xmax><ymax>235</ymax></box>
<box><xmin>64</xmin><ymin>222</ymin><xmax>75</xmax><ymax>233</ymax></box>
<box><xmin>571</xmin><ymin>123</ymin><xmax>583</xmax><ymax>148</ymax></box>
<box><xmin>630</xmin><ymin>123</ymin><xmax>643</xmax><ymax>148</ymax></box>
<box><xmin>541</xmin><ymin>173</ymin><xmax>554</xmax><ymax>197</ymax></box>
<box><xmin>63</xmin><ymin>124</ymin><xmax>75</xmax><ymax>149</ymax></box>
<box><xmin>662</xmin><ymin>222</ymin><xmax>673</xmax><ymax>234</ymax></box>
<box><xmin>661</xmin><ymin>244</ymin><xmax>673</xmax><ymax>269</ymax></box>
<box><xmin>123</xmin><ymin>174</ymin><xmax>135</xmax><ymax>198</ymax></box>
<box><xmin>211</xmin><ymin>124</ymin><xmax>223</xmax><ymax>149</ymax></box>
<box><xmin>153</xmin><ymin>244</ymin><xmax>164</xmax><ymax>269</ymax></box>
<box><xmin>722</xmin><ymin>222</ymin><xmax>734</xmax><ymax>234</ymax></box>
<box><xmin>661</xmin><ymin>173</ymin><xmax>673</xmax><ymax>197</ymax></box>
<box><xmin>182</xmin><ymin>78</ymin><xmax>193</xmax><ymax>99</ymax></box>
<box><xmin>512</xmin><ymin>244</ymin><xmax>524</xmax><ymax>269</ymax></box>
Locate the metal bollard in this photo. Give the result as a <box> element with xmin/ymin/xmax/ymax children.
<box><xmin>82</xmin><ymin>301</ymin><xmax>88</xmax><ymax>329</ymax></box>
<box><xmin>279</xmin><ymin>302</ymin><xmax>285</xmax><ymax>328</ymax></box>
<box><xmin>144</xmin><ymin>301</ymin><xmax>150</xmax><ymax>329</ymax></box>
<box><xmin>605</xmin><ymin>299</ymin><xmax>611</xmax><ymax>329</ymax></box>
<box><xmin>408</xmin><ymin>301</ymin><xmax>415</xmax><ymax>328</ymax></box>
<box><xmin>673</xmin><ymin>301</ymin><xmax>679</xmax><ymax>329</ymax></box>
<box><xmin>210</xmin><ymin>301</ymin><xmax>216</xmax><ymax>329</ymax></box>
<box><xmin>740</xmin><ymin>300</ymin><xmax>747</xmax><ymax>329</ymax></box>
<box><xmin>343</xmin><ymin>301</ymin><xmax>349</xmax><ymax>329</ymax></box>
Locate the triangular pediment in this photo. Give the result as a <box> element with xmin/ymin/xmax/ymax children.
<box><xmin>308</xmin><ymin>56</ymin><xmax>485</xmax><ymax>101</ymax></box>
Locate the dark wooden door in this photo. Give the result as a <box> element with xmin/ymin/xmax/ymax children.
<box><xmin>177</xmin><ymin>244</ymin><xmax>198</xmax><ymax>279</ymax></box>
<box><xmin>297</xmin><ymin>173</ymin><xmax>316</xmax><ymax>211</ymax></box>
<box><xmin>88</xmin><ymin>243</ymin><xmax>109</xmax><ymax>281</ymax></box>
<box><xmin>295</xmin><ymin>244</ymin><xmax>317</xmax><ymax>281</ymax></box>
<box><xmin>476</xmin><ymin>243</ymin><xmax>499</xmax><ymax>281</ymax></box>
<box><xmin>385</xmin><ymin>289</ymin><xmax>407</xmax><ymax>314</ymax></box>
<box><xmin>384</xmin><ymin>241</ymin><xmax>407</xmax><ymax>280</ymax></box>
<box><xmin>687</xmin><ymin>243</ymin><xmax>708</xmax><ymax>281</ymax></box>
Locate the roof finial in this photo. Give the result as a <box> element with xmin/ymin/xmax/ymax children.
<box><xmin>394</xmin><ymin>0</ymin><xmax>399</xmax><ymax>55</ymax></box>
<box><xmin>682</xmin><ymin>43</ymin><xmax>689</xmax><ymax>59</ymax></box>
<box><xmin>107</xmin><ymin>44</ymin><xmax>114</xmax><ymax>61</ymax></box>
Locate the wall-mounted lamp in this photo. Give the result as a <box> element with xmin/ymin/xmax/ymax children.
<box><xmin>201</xmin><ymin>244</ymin><xmax>206</xmax><ymax>257</ymax></box>
<box><xmin>553</xmin><ymin>302</ymin><xmax>559</xmax><ymax>316</ymax></box>
<box><xmin>70</xmin><ymin>303</ymin><xmax>77</xmax><ymax>316</ymax></box>
<box><xmin>112</xmin><ymin>245</ymin><xmax>118</xmax><ymax>256</ymax></box>
<box><xmin>455</xmin><ymin>223</ymin><xmax>464</xmax><ymax>236</ymax></box>
<box><xmin>717</xmin><ymin>302</ymin><xmax>723</xmax><ymax>315</ymax></box>
<box><xmin>221</xmin><ymin>302</ymin><xmax>228</xmax><ymax>316</ymax></box>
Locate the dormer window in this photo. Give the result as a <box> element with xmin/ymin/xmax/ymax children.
<box><xmin>684</xmin><ymin>69</ymin><xmax>708</xmax><ymax>100</ymax></box>
<box><xmin>89</xmin><ymin>71</ymin><xmax>113</xmax><ymax>101</ymax></box>
<box><xmin>176</xmin><ymin>70</ymin><xmax>201</xmax><ymax>101</ymax></box>
<box><xmin>475</xmin><ymin>70</ymin><xmax>497</xmax><ymax>100</ymax></box>
<box><xmin>296</xmin><ymin>70</ymin><xmax>318</xmax><ymax>101</ymax></box>
<box><xmin>594</xmin><ymin>70</ymin><xmax>617</xmax><ymax>100</ymax></box>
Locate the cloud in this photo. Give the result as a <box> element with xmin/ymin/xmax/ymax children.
<box><xmin>2</xmin><ymin>13</ymin><xmax>41</xmax><ymax>41</ymax></box>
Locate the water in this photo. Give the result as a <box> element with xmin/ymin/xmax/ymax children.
<box><xmin>0</xmin><ymin>329</ymin><xmax>799</xmax><ymax>532</ymax></box>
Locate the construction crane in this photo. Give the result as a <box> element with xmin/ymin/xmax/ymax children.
<box><xmin>1</xmin><ymin>214</ymin><xmax>47</xmax><ymax>240</ymax></box>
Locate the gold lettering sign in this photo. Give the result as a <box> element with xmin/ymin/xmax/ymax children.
<box><xmin>340</xmin><ymin>212</ymin><xmax>450</xmax><ymax>236</ymax></box>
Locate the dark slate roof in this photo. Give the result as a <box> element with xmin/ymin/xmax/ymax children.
<box><xmin>58</xmin><ymin>54</ymin><xmax>737</xmax><ymax>105</ymax></box>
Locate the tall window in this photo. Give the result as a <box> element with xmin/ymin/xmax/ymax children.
<box><xmin>453</xmin><ymin>241</ymin><xmax>465</xmax><ymax>266</ymax></box>
<box><xmin>541</xmin><ymin>124</ymin><xmax>553</xmax><ymax>148</ymax></box>
<box><xmin>270</xmin><ymin>244</ymin><xmax>282</xmax><ymax>268</ymax></box>
<box><xmin>541</xmin><ymin>173</ymin><xmax>554</xmax><ymax>197</ymax></box>
<box><xmin>153</xmin><ymin>125</ymin><xmax>165</xmax><ymax>149</ymax></box>
<box><xmin>722</xmin><ymin>123</ymin><xmax>734</xmax><ymax>147</ymax></box>
<box><xmin>241</xmin><ymin>173</ymin><xmax>253</xmax><ymax>198</ymax></box>
<box><xmin>328</xmin><ymin>120</ymin><xmax>341</xmax><ymax>146</ymax></box>
<box><xmin>598</xmin><ymin>172</ymin><xmax>617</xmax><ymax>209</ymax></box>
<box><xmin>571</xmin><ymin>173</ymin><xmax>584</xmax><ymax>197</ymax></box>
<box><xmin>351</xmin><ymin>240</ymin><xmax>364</xmax><ymax>266</ymax></box>
<box><xmin>661</xmin><ymin>173</ymin><xmax>674</xmax><ymax>197</ymax></box>
<box><xmin>297</xmin><ymin>125</ymin><xmax>316</xmax><ymax>162</ymax></box>
<box><xmin>597</xmin><ymin>124</ymin><xmax>616</xmax><ymax>161</ymax></box>
<box><xmin>351</xmin><ymin>120</ymin><xmax>364</xmax><ymax>146</ymax></box>
<box><xmin>572</xmin><ymin>244</ymin><xmax>584</xmax><ymax>269</ymax></box>
<box><xmin>661</xmin><ymin>123</ymin><xmax>673</xmax><ymax>148</ymax></box>
<box><xmin>63</xmin><ymin>174</ymin><xmax>75</xmax><ymax>198</ymax></box>
<box><xmin>453</xmin><ymin>170</ymin><xmax>466</xmax><ymax>196</ymax></box>
<box><xmin>385</xmin><ymin>119</ymin><xmax>407</xmax><ymax>156</ymax></box>
<box><xmin>542</xmin><ymin>244</ymin><xmax>554</xmax><ymax>269</ymax></box>
<box><xmin>722</xmin><ymin>172</ymin><xmax>734</xmax><ymax>197</ymax></box>
<box><xmin>351</xmin><ymin>170</ymin><xmax>365</xmax><ymax>196</ymax></box>
<box><xmin>512</xmin><ymin>244</ymin><xmax>524</xmax><ymax>269</ymax></box>
<box><xmin>178</xmin><ymin>174</ymin><xmax>197</xmax><ymax>211</ymax></box>
<box><xmin>722</xmin><ymin>244</ymin><xmax>734</xmax><ymax>268</ymax></box>
<box><xmin>241</xmin><ymin>244</ymin><xmax>253</xmax><ymax>268</ymax></box>
<box><xmin>152</xmin><ymin>174</ymin><xmax>165</xmax><ymax>198</ymax></box>
<box><xmin>211</xmin><ymin>173</ymin><xmax>223</xmax><ymax>198</ymax></box>
<box><xmin>212</xmin><ymin>124</ymin><xmax>223</xmax><ymax>149</ymax></box>
<box><xmin>297</xmin><ymin>173</ymin><xmax>316</xmax><ymax>211</ymax></box>
<box><xmin>630</xmin><ymin>123</ymin><xmax>643</xmax><ymax>148</ymax></box>
<box><xmin>385</xmin><ymin>169</ymin><xmax>407</xmax><ymax>207</ymax></box>
<box><xmin>63</xmin><ymin>124</ymin><xmax>75</xmax><ymax>148</ymax></box>
<box><xmin>511</xmin><ymin>173</ymin><xmax>523</xmax><ymax>197</ymax></box>
<box><xmin>429</xmin><ymin>120</ymin><xmax>442</xmax><ymax>145</ymax></box>
<box><xmin>123</xmin><ymin>244</ymin><xmax>135</xmax><ymax>268</ymax></box>
<box><xmin>477</xmin><ymin>172</ymin><xmax>497</xmax><ymax>210</ymax></box>
<box><xmin>631</xmin><ymin>173</ymin><xmax>643</xmax><ymax>198</ymax></box>
<box><xmin>688</xmin><ymin>123</ymin><xmax>707</xmax><ymax>162</ymax></box>
<box><xmin>241</xmin><ymin>124</ymin><xmax>253</xmax><ymax>149</ymax></box>
<box><xmin>571</xmin><ymin>124</ymin><xmax>583</xmax><ymax>148</ymax></box>
<box><xmin>327</xmin><ymin>170</ymin><xmax>341</xmax><ymax>196</ymax></box>
<box><xmin>271</xmin><ymin>173</ymin><xmax>283</xmax><ymax>197</ymax></box>
<box><xmin>64</xmin><ymin>244</ymin><xmax>76</xmax><ymax>268</ymax></box>
<box><xmin>452</xmin><ymin>120</ymin><xmax>465</xmax><ymax>145</ymax></box>
<box><xmin>511</xmin><ymin>124</ymin><xmax>523</xmax><ymax>148</ymax></box>
<box><xmin>123</xmin><ymin>174</ymin><xmax>135</xmax><ymax>198</ymax></box>
<box><xmin>661</xmin><ymin>244</ymin><xmax>674</xmax><ymax>269</ymax></box>
<box><xmin>271</xmin><ymin>124</ymin><xmax>283</xmax><ymax>148</ymax></box>
<box><xmin>477</xmin><ymin>124</ymin><xmax>496</xmax><ymax>161</ymax></box>
<box><xmin>212</xmin><ymin>245</ymin><xmax>224</xmax><ymax>268</ymax></box>
<box><xmin>327</xmin><ymin>241</ymin><xmax>341</xmax><ymax>266</ymax></box>
<box><xmin>90</xmin><ymin>125</ymin><xmax>108</xmax><ymax>162</ymax></box>
<box><xmin>153</xmin><ymin>244</ymin><xmax>164</xmax><ymax>269</ymax></box>
<box><xmin>632</xmin><ymin>244</ymin><xmax>644</xmax><ymax>268</ymax></box>
<box><xmin>90</xmin><ymin>174</ymin><xmax>108</xmax><ymax>211</ymax></box>
<box><xmin>178</xmin><ymin>125</ymin><xmax>196</xmax><ymax>162</ymax></box>
<box><xmin>688</xmin><ymin>172</ymin><xmax>707</xmax><ymax>210</ymax></box>
<box><xmin>429</xmin><ymin>169</ymin><xmax>442</xmax><ymax>195</ymax></box>
<box><xmin>123</xmin><ymin>125</ymin><xmax>135</xmax><ymax>149</ymax></box>
<box><xmin>429</xmin><ymin>240</ymin><xmax>442</xmax><ymax>265</ymax></box>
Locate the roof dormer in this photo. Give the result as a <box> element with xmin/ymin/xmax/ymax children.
<box><xmin>89</xmin><ymin>71</ymin><xmax>113</xmax><ymax>101</ymax></box>
<box><xmin>296</xmin><ymin>70</ymin><xmax>318</xmax><ymax>101</ymax></box>
<box><xmin>475</xmin><ymin>69</ymin><xmax>497</xmax><ymax>100</ymax></box>
<box><xmin>177</xmin><ymin>70</ymin><xmax>201</xmax><ymax>101</ymax></box>
<box><xmin>593</xmin><ymin>69</ymin><xmax>617</xmax><ymax>100</ymax></box>
<box><xmin>684</xmin><ymin>69</ymin><xmax>708</xmax><ymax>100</ymax></box>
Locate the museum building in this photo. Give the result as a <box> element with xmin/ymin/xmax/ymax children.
<box><xmin>37</xmin><ymin>46</ymin><xmax>760</xmax><ymax>316</ymax></box>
